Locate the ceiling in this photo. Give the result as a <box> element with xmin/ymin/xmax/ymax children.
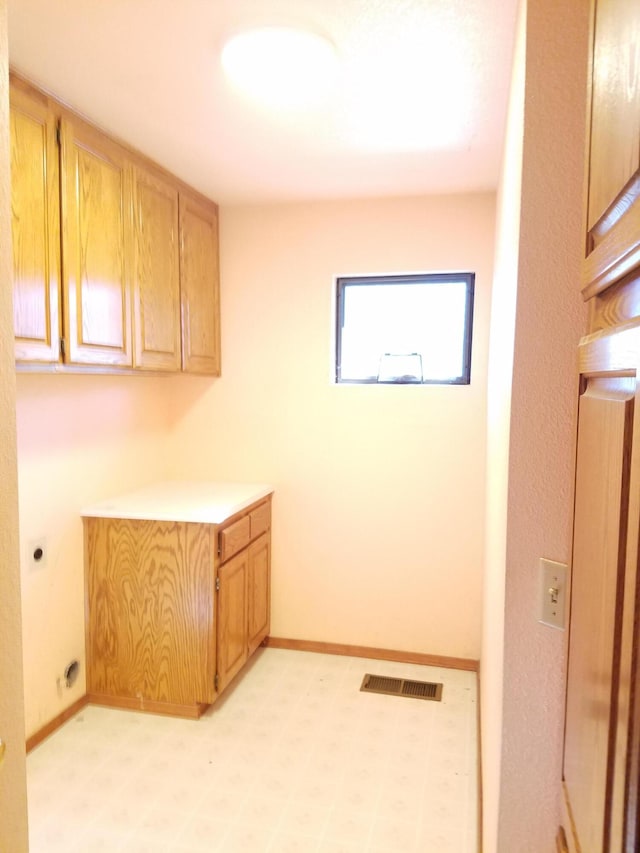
<box><xmin>7</xmin><ymin>0</ymin><xmax>519</xmax><ymax>205</ymax></box>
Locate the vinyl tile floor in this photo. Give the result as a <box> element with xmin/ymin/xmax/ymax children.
<box><xmin>26</xmin><ymin>648</ymin><xmax>478</xmax><ymax>852</ymax></box>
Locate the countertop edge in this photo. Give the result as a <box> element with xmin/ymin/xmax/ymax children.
<box><xmin>80</xmin><ymin>483</ymin><xmax>274</xmax><ymax>525</ymax></box>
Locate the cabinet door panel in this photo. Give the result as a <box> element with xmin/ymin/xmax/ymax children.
<box><xmin>564</xmin><ymin>377</ymin><xmax>634</xmax><ymax>852</ymax></box>
<box><xmin>133</xmin><ymin>168</ymin><xmax>181</xmax><ymax>370</ymax></box>
<box><xmin>61</xmin><ymin>118</ymin><xmax>133</xmax><ymax>365</ymax></box>
<box><xmin>10</xmin><ymin>84</ymin><xmax>60</xmax><ymax>362</ymax></box>
<box><xmin>179</xmin><ymin>193</ymin><xmax>220</xmax><ymax>375</ymax></box>
<box><xmin>587</xmin><ymin>0</ymin><xmax>640</xmax><ymax>234</ymax></box>
<box><xmin>583</xmin><ymin>0</ymin><xmax>640</xmax><ymax>294</ymax></box>
<box><xmin>247</xmin><ymin>533</ymin><xmax>270</xmax><ymax>656</ymax></box>
<box><xmin>217</xmin><ymin>550</ymin><xmax>248</xmax><ymax>693</ymax></box>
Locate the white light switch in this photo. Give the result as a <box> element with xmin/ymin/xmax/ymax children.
<box><xmin>539</xmin><ymin>558</ymin><xmax>567</xmax><ymax>629</ymax></box>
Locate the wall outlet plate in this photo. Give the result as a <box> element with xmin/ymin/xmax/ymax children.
<box><xmin>539</xmin><ymin>558</ymin><xmax>567</xmax><ymax>629</ymax></box>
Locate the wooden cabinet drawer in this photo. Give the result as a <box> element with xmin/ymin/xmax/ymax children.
<box><xmin>250</xmin><ymin>502</ymin><xmax>270</xmax><ymax>538</ymax></box>
<box><xmin>219</xmin><ymin>515</ymin><xmax>250</xmax><ymax>562</ymax></box>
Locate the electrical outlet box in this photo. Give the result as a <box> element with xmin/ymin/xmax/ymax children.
<box><xmin>27</xmin><ymin>537</ymin><xmax>48</xmax><ymax>572</ymax></box>
<box><xmin>539</xmin><ymin>558</ymin><xmax>567</xmax><ymax>629</ymax></box>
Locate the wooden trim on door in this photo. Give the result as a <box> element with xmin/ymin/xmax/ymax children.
<box><xmin>561</xmin><ymin>781</ymin><xmax>581</xmax><ymax>853</ymax></box>
<box><xmin>476</xmin><ymin>669</ymin><xmax>483</xmax><ymax>853</ymax></box>
<box><xmin>556</xmin><ymin>825</ymin><xmax>570</xmax><ymax>853</ymax></box>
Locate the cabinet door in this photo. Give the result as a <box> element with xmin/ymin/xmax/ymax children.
<box><xmin>247</xmin><ymin>532</ymin><xmax>271</xmax><ymax>656</ymax></box>
<box><xmin>10</xmin><ymin>82</ymin><xmax>60</xmax><ymax>363</ymax></box>
<box><xmin>216</xmin><ymin>549</ymin><xmax>248</xmax><ymax>694</ymax></box>
<box><xmin>60</xmin><ymin>117</ymin><xmax>133</xmax><ymax>366</ymax></box>
<box><xmin>132</xmin><ymin>167</ymin><xmax>181</xmax><ymax>370</ymax></box>
<box><xmin>583</xmin><ymin>0</ymin><xmax>640</xmax><ymax>295</ymax></box>
<box><xmin>564</xmin><ymin>377</ymin><xmax>633</xmax><ymax>851</ymax></box>
<box><xmin>179</xmin><ymin>192</ymin><xmax>221</xmax><ymax>375</ymax></box>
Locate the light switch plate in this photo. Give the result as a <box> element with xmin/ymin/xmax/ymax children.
<box><xmin>539</xmin><ymin>558</ymin><xmax>567</xmax><ymax>629</ymax></box>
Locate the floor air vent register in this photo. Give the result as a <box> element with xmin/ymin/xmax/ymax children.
<box><xmin>360</xmin><ymin>674</ymin><xmax>443</xmax><ymax>701</ymax></box>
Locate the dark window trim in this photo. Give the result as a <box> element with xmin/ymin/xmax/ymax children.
<box><xmin>335</xmin><ymin>272</ymin><xmax>475</xmax><ymax>385</ymax></box>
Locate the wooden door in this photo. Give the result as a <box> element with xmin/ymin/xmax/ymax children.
<box><xmin>132</xmin><ymin>167</ymin><xmax>181</xmax><ymax>370</ymax></box>
<box><xmin>179</xmin><ymin>192</ymin><xmax>221</xmax><ymax>375</ymax></box>
<box><xmin>247</xmin><ymin>532</ymin><xmax>270</xmax><ymax>655</ymax></box>
<box><xmin>583</xmin><ymin>0</ymin><xmax>640</xmax><ymax>295</ymax></box>
<box><xmin>563</xmin><ymin>328</ymin><xmax>640</xmax><ymax>853</ymax></box>
<box><xmin>9</xmin><ymin>80</ymin><xmax>60</xmax><ymax>363</ymax></box>
<box><xmin>216</xmin><ymin>549</ymin><xmax>248</xmax><ymax>693</ymax></box>
<box><xmin>60</xmin><ymin>117</ymin><xmax>133</xmax><ymax>366</ymax></box>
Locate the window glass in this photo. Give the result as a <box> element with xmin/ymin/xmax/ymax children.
<box><xmin>336</xmin><ymin>273</ymin><xmax>474</xmax><ymax>384</ymax></box>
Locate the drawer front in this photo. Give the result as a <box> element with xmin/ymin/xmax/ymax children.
<box><xmin>250</xmin><ymin>502</ymin><xmax>271</xmax><ymax>538</ymax></box>
<box><xmin>219</xmin><ymin>515</ymin><xmax>250</xmax><ymax>562</ymax></box>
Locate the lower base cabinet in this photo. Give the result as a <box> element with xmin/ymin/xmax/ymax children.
<box><xmin>84</xmin><ymin>495</ymin><xmax>271</xmax><ymax>718</ymax></box>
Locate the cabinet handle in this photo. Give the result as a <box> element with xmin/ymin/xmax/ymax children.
<box><xmin>0</xmin><ymin>738</ymin><xmax>6</xmax><ymax>767</ymax></box>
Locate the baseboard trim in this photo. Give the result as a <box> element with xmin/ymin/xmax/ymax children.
<box><xmin>26</xmin><ymin>694</ymin><xmax>90</xmax><ymax>753</ymax></box>
<box><xmin>264</xmin><ymin>636</ymin><xmax>479</xmax><ymax>672</ymax></box>
<box><xmin>87</xmin><ymin>693</ymin><xmax>207</xmax><ymax>720</ymax></box>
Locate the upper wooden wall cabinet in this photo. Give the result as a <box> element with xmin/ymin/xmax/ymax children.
<box><xmin>10</xmin><ymin>74</ymin><xmax>220</xmax><ymax>375</ymax></box>
<box><xmin>582</xmin><ymin>0</ymin><xmax>640</xmax><ymax>298</ymax></box>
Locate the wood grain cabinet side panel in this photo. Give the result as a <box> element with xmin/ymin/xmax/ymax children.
<box><xmin>132</xmin><ymin>167</ymin><xmax>181</xmax><ymax>370</ymax></box>
<box><xmin>179</xmin><ymin>192</ymin><xmax>221</xmax><ymax>375</ymax></box>
<box><xmin>85</xmin><ymin>518</ymin><xmax>215</xmax><ymax>706</ymax></box>
<box><xmin>247</xmin><ymin>532</ymin><xmax>271</xmax><ymax>656</ymax></box>
<box><xmin>60</xmin><ymin>117</ymin><xmax>134</xmax><ymax>366</ymax></box>
<box><xmin>9</xmin><ymin>83</ymin><xmax>60</xmax><ymax>363</ymax></box>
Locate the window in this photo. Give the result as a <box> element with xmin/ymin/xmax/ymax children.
<box><xmin>335</xmin><ymin>272</ymin><xmax>474</xmax><ymax>385</ymax></box>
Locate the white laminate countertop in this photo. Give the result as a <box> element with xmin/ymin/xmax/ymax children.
<box><xmin>81</xmin><ymin>482</ymin><xmax>274</xmax><ymax>525</ymax></box>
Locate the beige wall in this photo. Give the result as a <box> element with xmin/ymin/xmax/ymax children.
<box><xmin>16</xmin><ymin>374</ymin><xmax>173</xmax><ymax>736</ymax></box>
<box><xmin>496</xmin><ymin>1</ymin><xmax>590</xmax><ymax>850</ymax></box>
<box><xmin>0</xmin><ymin>0</ymin><xmax>29</xmax><ymax>845</ymax></box>
<box><xmin>167</xmin><ymin>194</ymin><xmax>495</xmax><ymax>659</ymax></box>
<box><xmin>481</xmin><ymin>2</ymin><xmax>525</xmax><ymax>850</ymax></box>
